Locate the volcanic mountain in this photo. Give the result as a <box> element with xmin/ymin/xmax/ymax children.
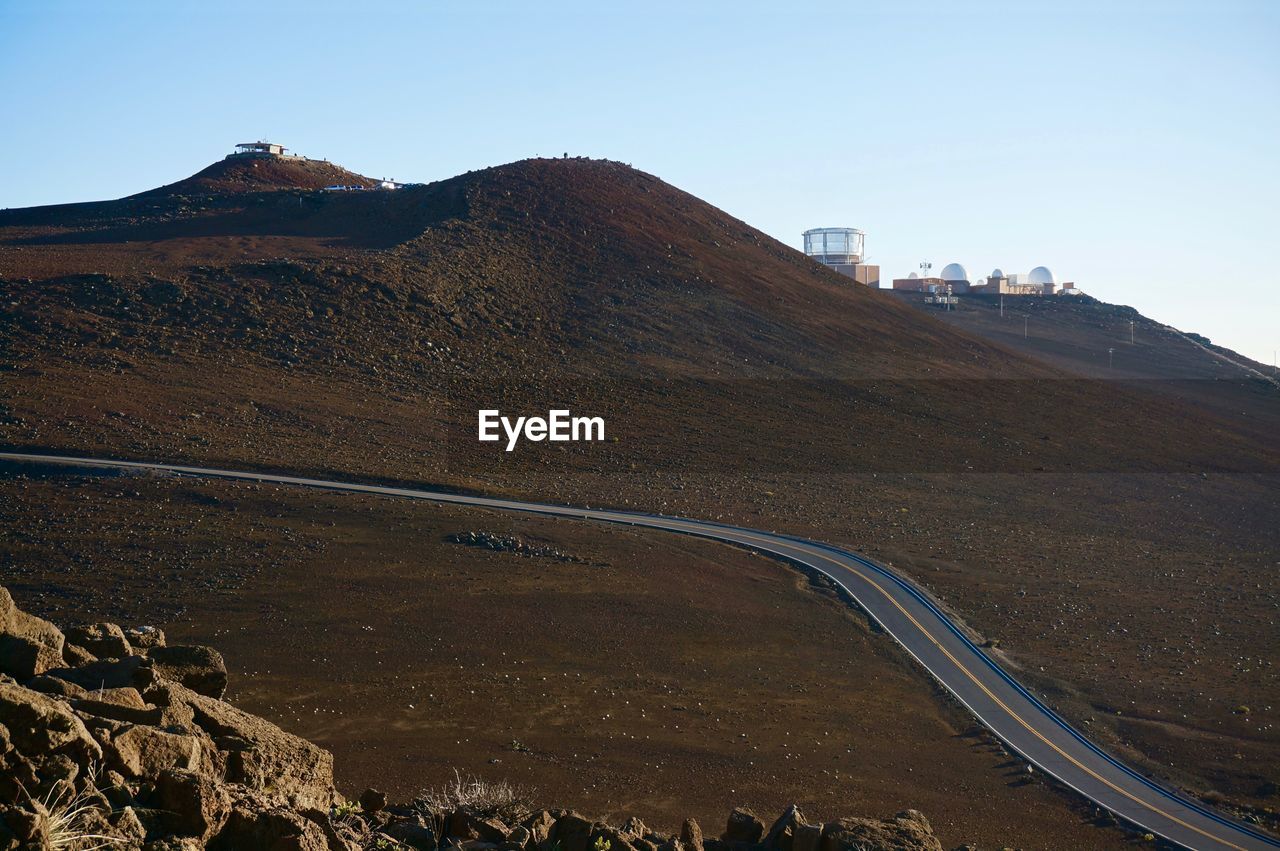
<box><xmin>141</xmin><ymin>152</ymin><xmax>380</xmax><ymax>196</ymax></box>
<box><xmin>1</xmin><ymin>155</ymin><xmax>1277</xmax><ymax>814</ymax></box>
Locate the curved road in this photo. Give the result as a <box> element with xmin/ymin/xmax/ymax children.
<box><xmin>2</xmin><ymin>451</ymin><xmax>1275</xmax><ymax>851</ymax></box>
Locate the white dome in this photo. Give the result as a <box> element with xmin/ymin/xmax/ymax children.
<box><xmin>907</xmin><ymin>272</ymin><xmax>919</xmax><ymax>279</ymax></box>
<box><xmin>940</xmin><ymin>262</ymin><xmax>968</xmax><ymax>282</ymax></box>
<box><xmin>1029</xmin><ymin>266</ymin><xmax>1055</xmax><ymax>285</ymax></box>
<box><xmin>990</xmin><ymin>268</ymin><xmax>1004</xmax><ymax>279</ymax></box>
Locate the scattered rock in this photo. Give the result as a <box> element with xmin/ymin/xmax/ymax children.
<box><xmin>127</xmin><ymin>624</ymin><xmax>168</xmax><ymax>649</ymax></box>
<box><xmin>109</xmin><ymin>724</ymin><xmax>206</xmax><ymax>778</ymax></box>
<box><xmin>620</xmin><ymin>817</ymin><xmax>649</xmax><ymax>841</ymax></box>
<box><xmin>523</xmin><ymin>809</ymin><xmax>557</xmax><ymax>846</ymax></box>
<box><xmin>170</xmin><ymin>682</ymin><xmax>335</xmax><ymax>807</ymax></box>
<box><xmin>0</xmin><ymin>583</ymin><xmax>951</xmax><ymax>851</ymax></box>
<box><xmin>359</xmin><ymin>787</ymin><xmax>388</xmax><ymax>814</ymax></box>
<box><xmin>763</xmin><ymin>805</ymin><xmax>805</xmax><ymax>851</ymax></box>
<box><xmin>46</xmin><ymin>653</ymin><xmax>149</xmax><ymax>691</ymax></box>
<box><xmin>208</xmin><ymin>799</ymin><xmax>333</xmax><ymax>851</ymax></box>
<box><xmin>65</xmin><ymin>622</ymin><xmax>133</xmax><ymax>659</ymax></box>
<box><xmin>0</xmin><ymin>586</ymin><xmax>65</xmax><ymax>679</ymax></box>
<box><xmin>147</xmin><ymin>644</ymin><xmax>228</xmax><ymax>699</ymax></box>
<box><xmin>384</xmin><ymin>820</ymin><xmax>438</xmax><ymax>850</ymax></box>
<box><xmin>73</xmin><ymin>686</ymin><xmax>165</xmax><ymax>725</ymax></box>
<box><xmin>552</xmin><ymin>811</ymin><xmax>597</xmax><ymax>851</ymax></box>
<box><xmin>792</xmin><ymin>822</ymin><xmax>822</xmax><ymax>851</ymax></box>
<box><xmin>62</xmin><ymin>642</ymin><xmax>99</xmax><ymax>667</ymax></box>
<box><xmin>446</xmin><ymin>531</ymin><xmax>585</xmax><ymax>563</ymax></box>
<box><xmin>0</xmin><ymin>681</ymin><xmax>101</xmax><ymax>761</ymax></box>
<box><xmin>723</xmin><ymin>808</ymin><xmax>764</xmax><ymax>844</ymax></box>
<box><xmin>24</xmin><ymin>673</ymin><xmax>87</xmax><ymax>698</ymax></box>
<box><xmin>818</xmin><ymin>811</ymin><xmax>943</xmax><ymax>851</ymax></box>
<box><xmin>155</xmin><ymin>768</ymin><xmax>233</xmax><ymax>840</ymax></box>
<box><xmin>680</xmin><ymin>818</ymin><xmax>704</xmax><ymax>851</ymax></box>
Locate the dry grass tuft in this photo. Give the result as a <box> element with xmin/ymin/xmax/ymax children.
<box><xmin>414</xmin><ymin>770</ymin><xmax>535</xmax><ymax>832</ymax></box>
<box><xmin>32</xmin><ymin>776</ymin><xmax>124</xmax><ymax>851</ymax></box>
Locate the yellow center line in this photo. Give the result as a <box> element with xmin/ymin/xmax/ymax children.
<box><xmin>641</xmin><ymin>517</ymin><xmax>1244</xmax><ymax>851</ymax></box>
<box><xmin>0</xmin><ymin>455</ymin><xmax>1251</xmax><ymax>850</ymax></box>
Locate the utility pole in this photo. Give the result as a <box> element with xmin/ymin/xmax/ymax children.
<box><xmin>1108</xmin><ymin>347</ymin><xmax>1115</xmax><ymax>369</ymax></box>
<box><xmin>1129</xmin><ymin>319</ymin><xmax>1134</xmax><ymax>344</ymax></box>
<box><xmin>1023</xmin><ymin>316</ymin><xmax>1028</xmax><ymax>339</ymax></box>
<box><xmin>1000</xmin><ymin>294</ymin><xmax>1004</xmax><ymax>317</ymax></box>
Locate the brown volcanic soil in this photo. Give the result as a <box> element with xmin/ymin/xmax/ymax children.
<box><xmin>0</xmin><ymin>467</ymin><xmax>1135</xmax><ymax>850</ymax></box>
<box><xmin>141</xmin><ymin>153</ymin><xmax>380</xmax><ymax>196</ymax></box>
<box><xmin>1</xmin><ymin>156</ymin><xmax>1277</xmax><ymax>819</ymax></box>
<box><xmin>892</xmin><ymin>290</ymin><xmax>1280</xmax><ymax>445</ymax></box>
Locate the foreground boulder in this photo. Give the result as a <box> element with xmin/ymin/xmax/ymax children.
<box><xmin>64</xmin><ymin>622</ymin><xmax>133</xmax><ymax>659</ymax></box>
<box><xmin>818</xmin><ymin>811</ymin><xmax>943</xmax><ymax>851</ymax></box>
<box><xmin>724</xmin><ymin>807</ymin><xmax>766</xmax><ymax>843</ymax></box>
<box><xmin>0</xmin><ymin>585</ymin><xmax>949</xmax><ymax>850</ymax></box>
<box><xmin>0</xmin><ymin>585</ymin><xmax>340</xmax><ymax>849</ymax></box>
<box><xmin>148</xmin><ymin>645</ymin><xmax>228</xmax><ymax>699</ymax></box>
<box><xmin>0</xmin><ymin>587</ymin><xmax>65</xmax><ymax>679</ymax></box>
<box><xmin>163</xmin><ymin>681</ymin><xmax>334</xmax><ymax>807</ymax></box>
<box><xmin>0</xmin><ymin>680</ymin><xmax>101</xmax><ymax>765</ymax></box>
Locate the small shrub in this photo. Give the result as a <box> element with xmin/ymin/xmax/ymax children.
<box><xmin>414</xmin><ymin>770</ymin><xmax>535</xmax><ymax>837</ymax></box>
<box><xmin>328</xmin><ymin>800</ymin><xmax>381</xmax><ymax>849</ymax></box>
<box><xmin>36</xmin><ymin>778</ymin><xmax>124</xmax><ymax>851</ymax></box>
<box><xmin>332</xmin><ymin>800</ymin><xmax>364</xmax><ymax>819</ymax></box>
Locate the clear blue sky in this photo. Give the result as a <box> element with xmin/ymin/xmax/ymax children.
<box><xmin>2</xmin><ymin>0</ymin><xmax>1276</xmax><ymax>364</ymax></box>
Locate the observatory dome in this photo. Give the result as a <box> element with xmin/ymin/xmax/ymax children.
<box><xmin>940</xmin><ymin>262</ymin><xmax>968</xmax><ymax>282</ymax></box>
<box><xmin>1029</xmin><ymin>266</ymin><xmax>1055</xmax><ymax>285</ymax></box>
<box><xmin>907</xmin><ymin>272</ymin><xmax>919</xmax><ymax>279</ymax></box>
<box><xmin>990</xmin><ymin>268</ymin><xmax>1004</xmax><ymax>279</ymax></box>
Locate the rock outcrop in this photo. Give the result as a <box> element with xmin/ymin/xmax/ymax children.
<box><xmin>0</xmin><ymin>586</ymin><xmax>947</xmax><ymax>850</ymax></box>
<box><xmin>0</xmin><ymin>585</ymin><xmax>335</xmax><ymax>850</ymax></box>
<box><xmin>0</xmin><ymin>588</ymin><xmax>65</xmax><ymax>680</ymax></box>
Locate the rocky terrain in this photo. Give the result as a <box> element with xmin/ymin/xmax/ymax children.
<box><xmin>1</xmin><ymin>153</ymin><xmax>1276</xmax><ymax>820</ymax></box>
<box><xmin>0</xmin><ymin>584</ymin><xmax>948</xmax><ymax>850</ymax></box>
<box><xmin>891</xmin><ymin>290</ymin><xmax>1280</xmax><ymax>441</ymax></box>
<box><xmin>445</xmin><ymin>531</ymin><xmax>591</xmax><ymax>563</ymax></box>
<box><xmin>138</xmin><ymin>155</ymin><xmax>381</xmax><ymax>197</ymax></box>
<box><xmin>1</xmin><ymin>469</ymin><xmax>1139</xmax><ymax>850</ymax></box>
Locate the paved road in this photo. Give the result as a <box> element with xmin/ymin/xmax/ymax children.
<box><xmin>2</xmin><ymin>451</ymin><xmax>1275</xmax><ymax>851</ymax></box>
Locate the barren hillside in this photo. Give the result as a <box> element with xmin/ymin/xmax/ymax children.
<box><xmin>1</xmin><ymin>155</ymin><xmax>1276</xmax><ymax>817</ymax></box>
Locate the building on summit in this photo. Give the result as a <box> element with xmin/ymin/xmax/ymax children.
<box><xmin>972</xmin><ymin>265</ymin><xmax>1074</xmax><ymax>295</ymax></box>
<box><xmin>229</xmin><ymin>141</ymin><xmax>293</xmax><ymax>158</ymax></box>
<box><xmin>802</xmin><ymin>227</ymin><xmax>881</xmax><ymax>287</ymax></box>
<box><xmin>896</xmin><ymin>263</ymin><xmax>1079</xmax><ymax>296</ymax></box>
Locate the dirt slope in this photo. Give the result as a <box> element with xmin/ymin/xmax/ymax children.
<box><xmin>893</xmin><ymin>290</ymin><xmax>1280</xmax><ymax>445</ymax></box>
<box><xmin>0</xmin><ymin>468</ymin><xmax>1131</xmax><ymax>850</ymax></box>
<box><xmin>1</xmin><ymin>155</ymin><xmax>1277</xmax><ymax>819</ymax></box>
<box><xmin>141</xmin><ymin>153</ymin><xmax>380</xmax><ymax>195</ymax></box>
